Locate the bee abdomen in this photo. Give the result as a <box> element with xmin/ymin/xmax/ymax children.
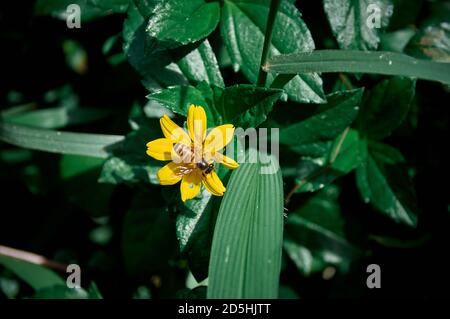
<box><xmin>173</xmin><ymin>143</ymin><xmax>193</xmax><ymax>163</ymax></box>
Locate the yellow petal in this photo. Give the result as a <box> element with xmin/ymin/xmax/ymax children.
<box><xmin>204</xmin><ymin>125</ymin><xmax>235</xmax><ymax>156</ymax></box>
<box><xmin>187</xmin><ymin>105</ymin><xmax>207</xmax><ymax>145</ymax></box>
<box><xmin>180</xmin><ymin>170</ymin><xmax>202</xmax><ymax>202</ymax></box>
<box><xmin>214</xmin><ymin>153</ymin><xmax>240</xmax><ymax>169</ymax></box>
<box><xmin>202</xmin><ymin>171</ymin><xmax>226</xmax><ymax>196</ymax></box>
<box><xmin>146</xmin><ymin>138</ymin><xmax>174</xmax><ymax>161</ymax></box>
<box><xmin>160</xmin><ymin>115</ymin><xmax>191</xmax><ymax>145</ymax></box>
<box><xmin>157</xmin><ymin>162</ymin><xmax>182</xmax><ymax>185</ymax></box>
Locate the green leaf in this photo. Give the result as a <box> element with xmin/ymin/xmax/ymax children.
<box><xmin>359</xmin><ymin>77</ymin><xmax>416</xmax><ymax>139</ymax></box>
<box><xmin>122</xmin><ymin>190</ymin><xmax>177</xmax><ymax>275</ymax></box>
<box><xmin>221</xmin><ymin>0</ymin><xmax>325</xmax><ymax>103</ymax></box>
<box><xmin>99</xmin><ymin>119</ymin><xmax>162</xmax><ymax>185</ymax></box>
<box><xmin>356</xmin><ymin>142</ymin><xmax>418</xmax><ymax>226</ymax></box>
<box><xmin>146</xmin><ymin>84</ymin><xmax>211</xmax><ymax>121</ymax></box>
<box><xmin>295</xmin><ymin>129</ymin><xmax>363</xmax><ymax>193</ymax></box>
<box><xmin>213</xmin><ymin>85</ymin><xmax>283</xmax><ymax>128</ymax></box>
<box><xmin>177</xmin><ymin>40</ymin><xmax>225</xmax><ymax>88</ymax></box>
<box><xmin>147</xmin><ymin>83</ymin><xmax>283</xmax><ymax>128</ymax></box>
<box><xmin>123</xmin><ymin>4</ymin><xmax>188</xmax><ymax>90</ymax></box>
<box><xmin>174</xmin><ymin>167</ymin><xmax>229</xmax><ymax>281</ymax></box>
<box><xmin>280</xmin><ymin>89</ymin><xmax>363</xmax><ymax>149</ymax></box>
<box><xmin>124</xmin><ymin>3</ymin><xmax>223</xmax><ymax>90</ymax></box>
<box><xmin>0</xmin><ymin>122</ymin><xmax>124</xmax><ymax>158</ymax></box>
<box><xmin>323</xmin><ymin>0</ymin><xmax>394</xmax><ymax>50</ymax></box>
<box><xmin>0</xmin><ymin>255</ymin><xmax>65</xmax><ymax>291</ymax></box>
<box><xmin>2</xmin><ymin>106</ymin><xmax>110</xmax><ymax>130</ymax></box>
<box><xmin>267</xmin><ymin>50</ymin><xmax>450</xmax><ymax>85</ymax></box>
<box><xmin>208</xmin><ymin>151</ymin><xmax>283</xmax><ymax>298</ymax></box>
<box><xmin>143</xmin><ymin>0</ymin><xmax>220</xmax><ymax>48</ymax></box>
<box><xmin>175</xmin><ymin>188</ymin><xmax>221</xmax><ymax>281</ymax></box>
<box><xmin>405</xmin><ymin>22</ymin><xmax>450</xmax><ymax>62</ymax></box>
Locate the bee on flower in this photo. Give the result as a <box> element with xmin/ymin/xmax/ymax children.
<box><xmin>146</xmin><ymin>105</ymin><xmax>239</xmax><ymax>202</ymax></box>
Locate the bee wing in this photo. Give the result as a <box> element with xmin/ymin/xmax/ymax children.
<box><xmin>176</xmin><ymin>163</ymin><xmax>197</xmax><ymax>176</ymax></box>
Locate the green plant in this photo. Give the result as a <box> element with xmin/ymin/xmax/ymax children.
<box><xmin>1</xmin><ymin>0</ymin><xmax>449</xmax><ymax>299</ymax></box>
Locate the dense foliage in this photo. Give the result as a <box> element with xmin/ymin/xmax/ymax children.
<box><xmin>0</xmin><ymin>0</ymin><xmax>449</xmax><ymax>299</ymax></box>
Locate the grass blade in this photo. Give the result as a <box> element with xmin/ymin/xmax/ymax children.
<box><xmin>0</xmin><ymin>122</ymin><xmax>124</xmax><ymax>158</ymax></box>
<box><xmin>208</xmin><ymin>151</ymin><xmax>283</xmax><ymax>298</ymax></box>
<box><xmin>267</xmin><ymin>50</ymin><xmax>450</xmax><ymax>85</ymax></box>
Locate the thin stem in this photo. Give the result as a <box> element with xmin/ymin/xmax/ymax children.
<box><xmin>0</xmin><ymin>245</ymin><xmax>68</xmax><ymax>272</ymax></box>
<box><xmin>329</xmin><ymin>126</ymin><xmax>350</xmax><ymax>164</ymax></box>
<box><xmin>284</xmin><ymin>127</ymin><xmax>351</xmax><ymax>206</ymax></box>
<box><xmin>256</xmin><ymin>0</ymin><xmax>282</xmax><ymax>87</ymax></box>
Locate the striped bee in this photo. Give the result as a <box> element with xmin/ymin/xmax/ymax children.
<box><xmin>173</xmin><ymin>143</ymin><xmax>215</xmax><ymax>175</ymax></box>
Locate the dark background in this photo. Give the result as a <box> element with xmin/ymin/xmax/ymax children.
<box><xmin>0</xmin><ymin>0</ymin><xmax>449</xmax><ymax>299</ymax></box>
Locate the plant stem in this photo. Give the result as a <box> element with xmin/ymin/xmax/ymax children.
<box><xmin>0</xmin><ymin>245</ymin><xmax>68</xmax><ymax>272</ymax></box>
<box><xmin>256</xmin><ymin>0</ymin><xmax>282</xmax><ymax>87</ymax></box>
<box><xmin>329</xmin><ymin>126</ymin><xmax>350</xmax><ymax>164</ymax></box>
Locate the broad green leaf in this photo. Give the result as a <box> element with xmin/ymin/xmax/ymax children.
<box><xmin>0</xmin><ymin>122</ymin><xmax>124</xmax><ymax>158</ymax></box>
<box><xmin>356</xmin><ymin>142</ymin><xmax>418</xmax><ymax>226</ymax></box>
<box><xmin>147</xmin><ymin>83</ymin><xmax>283</xmax><ymax>128</ymax></box>
<box><xmin>99</xmin><ymin>118</ymin><xmax>162</xmax><ymax>185</ymax></box>
<box><xmin>146</xmin><ymin>84</ymin><xmax>212</xmax><ymax>121</ymax></box>
<box><xmin>0</xmin><ymin>255</ymin><xmax>65</xmax><ymax>291</ymax></box>
<box><xmin>123</xmin><ymin>4</ymin><xmax>188</xmax><ymax>90</ymax></box>
<box><xmin>405</xmin><ymin>22</ymin><xmax>450</xmax><ymax>62</ymax></box>
<box><xmin>267</xmin><ymin>50</ymin><xmax>450</xmax><ymax>85</ymax></box>
<box><xmin>175</xmin><ymin>188</ymin><xmax>221</xmax><ymax>281</ymax></box>
<box><xmin>2</xmin><ymin>106</ymin><xmax>110</xmax><ymax>130</ymax></box>
<box><xmin>359</xmin><ymin>77</ymin><xmax>416</xmax><ymax>139</ymax></box>
<box><xmin>143</xmin><ymin>0</ymin><xmax>220</xmax><ymax>48</ymax></box>
<box><xmin>177</xmin><ymin>40</ymin><xmax>225</xmax><ymax>88</ymax></box>
<box><xmin>213</xmin><ymin>85</ymin><xmax>283</xmax><ymax>128</ymax></box>
<box><xmin>208</xmin><ymin>151</ymin><xmax>283</xmax><ymax>298</ymax></box>
<box><xmin>280</xmin><ymin>89</ymin><xmax>363</xmax><ymax>148</ymax></box>
<box><xmin>221</xmin><ymin>0</ymin><xmax>325</xmax><ymax>103</ymax></box>
<box><xmin>124</xmin><ymin>3</ymin><xmax>223</xmax><ymax>90</ymax></box>
<box><xmin>176</xmin><ymin>188</ymin><xmax>213</xmax><ymax>251</ymax></box>
<box><xmin>34</xmin><ymin>286</ymin><xmax>89</xmax><ymax>299</ymax></box>
<box><xmin>294</xmin><ymin>129</ymin><xmax>363</xmax><ymax>193</ymax></box>
<box><xmin>122</xmin><ymin>190</ymin><xmax>177</xmax><ymax>275</ymax></box>
<box><xmin>323</xmin><ymin>0</ymin><xmax>394</xmax><ymax>50</ymax></box>
<box><xmin>175</xmin><ymin>167</ymin><xmax>229</xmax><ymax>281</ymax></box>
<box><xmin>35</xmin><ymin>0</ymin><xmax>110</xmax><ymax>22</ymax></box>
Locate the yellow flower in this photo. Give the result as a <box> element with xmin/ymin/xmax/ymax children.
<box><xmin>146</xmin><ymin>105</ymin><xmax>239</xmax><ymax>202</ymax></box>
